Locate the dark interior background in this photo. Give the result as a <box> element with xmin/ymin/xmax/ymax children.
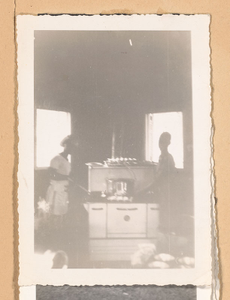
<box><xmin>34</xmin><ymin>30</ymin><xmax>193</xmax><ymax>219</ymax></box>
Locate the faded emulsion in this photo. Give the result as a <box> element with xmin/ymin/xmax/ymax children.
<box><xmin>33</xmin><ymin>30</ymin><xmax>194</xmax><ymax>270</ymax></box>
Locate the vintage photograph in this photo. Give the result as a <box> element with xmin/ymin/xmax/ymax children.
<box><xmin>34</xmin><ymin>29</ymin><xmax>194</xmax><ymax>270</ymax></box>
<box><xmin>17</xmin><ymin>15</ymin><xmax>212</xmax><ymax>285</ymax></box>
<box><xmin>36</xmin><ymin>285</ymin><xmax>197</xmax><ymax>300</ymax></box>
<box><xmin>19</xmin><ymin>285</ymin><xmax>212</xmax><ymax>300</ymax></box>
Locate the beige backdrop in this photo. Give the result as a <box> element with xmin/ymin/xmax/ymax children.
<box><xmin>1</xmin><ymin>1</ymin><xmax>229</xmax><ymax>299</ymax></box>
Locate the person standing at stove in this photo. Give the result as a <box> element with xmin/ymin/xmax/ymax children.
<box><xmin>46</xmin><ymin>135</ymin><xmax>77</xmax><ymax>228</ymax></box>
<box><xmin>156</xmin><ymin>132</ymin><xmax>176</xmax><ymax>234</ymax></box>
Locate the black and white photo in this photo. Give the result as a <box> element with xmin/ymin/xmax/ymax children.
<box><xmin>19</xmin><ymin>285</ymin><xmax>212</xmax><ymax>300</ymax></box>
<box><xmin>17</xmin><ymin>15</ymin><xmax>212</xmax><ymax>286</ymax></box>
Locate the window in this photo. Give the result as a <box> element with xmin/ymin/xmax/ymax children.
<box><xmin>145</xmin><ymin>112</ymin><xmax>184</xmax><ymax>168</ymax></box>
<box><xmin>35</xmin><ymin>109</ymin><xmax>71</xmax><ymax>168</ymax></box>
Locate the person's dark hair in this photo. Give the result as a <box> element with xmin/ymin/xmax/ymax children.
<box><xmin>159</xmin><ymin>132</ymin><xmax>171</xmax><ymax>147</ymax></box>
<box><xmin>60</xmin><ymin>135</ymin><xmax>78</xmax><ymax>148</ymax></box>
<box><xmin>60</xmin><ymin>135</ymin><xmax>73</xmax><ymax>147</ymax></box>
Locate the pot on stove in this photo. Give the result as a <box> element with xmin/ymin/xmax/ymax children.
<box><xmin>106</xmin><ymin>178</ymin><xmax>134</xmax><ymax>197</ymax></box>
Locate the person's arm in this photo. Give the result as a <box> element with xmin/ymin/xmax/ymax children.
<box><xmin>48</xmin><ymin>167</ymin><xmax>69</xmax><ymax>181</ymax></box>
<box><xmin>135</xmin><ymin>167</ymin><xmax>157</xmax><ymax>195</ymax></box>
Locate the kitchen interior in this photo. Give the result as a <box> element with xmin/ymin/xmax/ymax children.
<box><xmin>34</xmin><ymin>30</ymin><xmax>194</xmax><ymax>269</ymax></box>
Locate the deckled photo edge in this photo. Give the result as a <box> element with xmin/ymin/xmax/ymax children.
<box><xmin>17</xmin><ymin>14</ymin><xmax>213</xmax><ymax>286</ymax></box>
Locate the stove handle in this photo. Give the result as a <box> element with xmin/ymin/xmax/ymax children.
<box><xmin>92</xmin><ymin>207</ymin><xmax>104</xmax><ymax>210</ymax></box>
<box><xmin>116</xmin><ymin>208</ymin><xmax>138</xmax><ymax>211</ymax></box>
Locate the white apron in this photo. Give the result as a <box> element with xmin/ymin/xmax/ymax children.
<box><xmin>46</xmin><ymin>155</ymin><xmax>71</xmax><ymax>216</ymax></box>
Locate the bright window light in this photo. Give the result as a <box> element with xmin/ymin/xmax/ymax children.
<box><xmin>36</xmin><ymin>109</ymin><xmax>71</xmax><ymax>168</ymax></box>
<box><xmin>146</xmin><ymin>112</ymin><xmax>184</xmax><ymax>168</ymax></box>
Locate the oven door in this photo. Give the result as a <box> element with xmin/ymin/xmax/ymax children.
<box><xmin>107</xmin><ymin>203</ymin><xmax>146</xmax><ymax>238</ymax></box>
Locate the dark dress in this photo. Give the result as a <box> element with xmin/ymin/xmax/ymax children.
<box><xmin>157</xmin><ymin>152</ymin><xmax>176</xmax><ymax>233</ymax></box>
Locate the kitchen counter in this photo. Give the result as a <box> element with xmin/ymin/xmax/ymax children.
<box><xmin>84</xmin><ymin>192</ymin><xmax>158</xmax><ymax>204</ymax></box>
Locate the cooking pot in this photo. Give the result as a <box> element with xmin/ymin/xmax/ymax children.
<box><xmin>106</xmin><ymin>178</ymin><xmax>134</xmax><ymax>197</ymax></box>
